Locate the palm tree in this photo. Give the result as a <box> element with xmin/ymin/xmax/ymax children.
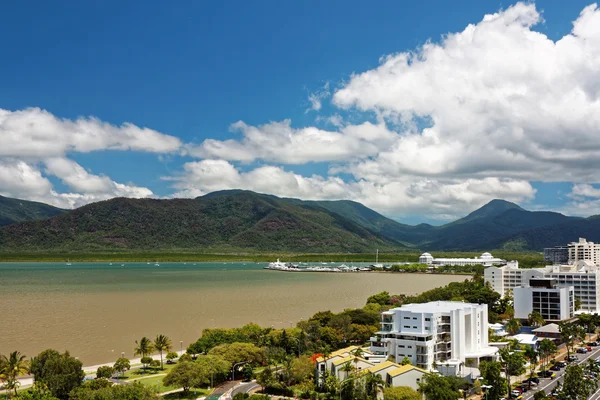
<box><xmin>364</xmin><ymin>372</ymin><xmax>385</xmax><ymax>400</ymax></box>
<box><xmin>528</xmin><ymin>311</ymin><xmax>545</xmax><ymax>328</ymax></box>
<box><xmin>350</xmin><ymin>347</ymin><xmax>364</xmax><ymax>375</ymax></box>
<box><xmin>0</xmin><ymin>351</ymin><xmax>29</xmax><ymax>398</ymax></box>
<box><xmin>153</xmin><ymin>334</ymin><xmax>172</xmax><ymax>370</ymax></box>
<box><xmin>506</xmin><ymin>318</ymin><xmax>521</xmax><ymax>335</ymax></box>
<box><xmin>340</xmin><ymin>361</ymin><xmax>355</xmax><ymax>380</ymax></box>
<box><xmin>134</xmin><ymin>337</ymin><xmax>154</xmax><ymax>359</ymax></box>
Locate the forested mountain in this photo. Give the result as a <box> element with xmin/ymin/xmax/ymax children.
<box><xmin>0</xmin><ymin>190</ymin><xmax>596</xmax><ymax>252</ymax></box>
<box><xmin>0</xmin><ymin>195</ymin><xmax>66</xmax><ymax>226</ymax></box>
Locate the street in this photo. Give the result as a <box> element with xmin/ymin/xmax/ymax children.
<box><xmin>521</xmin><ymin>346</ymin><xmax>600</xmax><ymax>399</ymax></box>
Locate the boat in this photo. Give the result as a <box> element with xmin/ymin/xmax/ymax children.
<box><xmin>264</xmin><ymin>259</ymin><xmax>300</xmax><ymax>271</ymax></box>
<box><xmin>66</xmin><ymin>259</ymin><xmax>71</xmax><ymax>266</ymax></box>
<box><xmin>154</xmin><ymin>262</ymin><xmax>160</xmax><ymax>266</ymax></box>
<box><xmin>370</xmin><ymin>249</ymin><xmax>384</xmax><ymax>269</ymax></box>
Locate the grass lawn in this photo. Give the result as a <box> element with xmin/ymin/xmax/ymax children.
<box><xmin>134</xmin><ymin>375</ymin><xmax>177</xmax><ymax>393</ymax></box>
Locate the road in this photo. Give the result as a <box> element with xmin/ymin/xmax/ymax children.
<box><xmin>521</xmin><ymin>346</ymin><xmax>600</xmax><ymax>399</ymax></box>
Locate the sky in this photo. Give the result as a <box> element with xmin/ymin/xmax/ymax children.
<box><xmin>1</xmin><ymin>0</ymin><xmax>600</xmax><ymax>225</ymax></box>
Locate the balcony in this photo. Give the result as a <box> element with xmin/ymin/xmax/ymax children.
<box><xmin>381</xmin><ymin>316</ymin><xmax>393</xmax><ymax>323</ymax></box>
<box><xmin>440</xmin><ymin>316</ymin><xmax>451</xmax><ymax>324</ymax></box>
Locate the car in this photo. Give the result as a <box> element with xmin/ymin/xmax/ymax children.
<box><xmin>567</xmin><ymin>355</ymin><xmax>578</xmax><ymax>362</ymax></box>
<box><xmin>538</xmin><ymin>370</ymin><xmax>556</xmax><ymax>378</ymax></box>
<box><xmin>587</xmin><ymin>346</ymin><xmax>593</xmax><ymax>352</ymax></box>
<box><xmin>524</xmin><ymin>377</ymin><xmax>540</xmax><ymax>385</ymax></box>
<box><xmin>555</xmin><ymin>361</ymin><xmax>567</xmax><ymax>367</ymax></box>
<box><xmin>589</xmin><ymin>341</ymin><xmax>599</xmax><ymax>346</ymax></box>
<box><xmin>513</xmin><ymin>388</ymin><xmax>523</xmax><ymax>394</ymax></box>
<box><xmin>577</xmin><ymin>347</ymin><xmax>589</xmax><ymax>354</ymax></box>
<box><xmin>517</xmin><ymin>385</ymin><xmax>528</xmax><ymax>393</ymax></box>
<box><xmin>550</xmin><ymin>365</ymin><xmax>561</xmax><ymax>371</ymax></box>
<box><xmin>509</xmin><ymin>392</ymin><xmax>522</xmax><ymax>399</ymax></box>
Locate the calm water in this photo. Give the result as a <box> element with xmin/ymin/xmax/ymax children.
<box><xmin>0</xmin><ymin>262</ymin><xmax>464</xmax><ymax>365</ymax></box>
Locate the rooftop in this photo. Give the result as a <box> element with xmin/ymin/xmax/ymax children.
<box><xmin>532</xmin><ymin>323</ymin><xmax>561</xmax><ymax>334</ymax></box>
<box><xmin>387</xmin><ymin>364</ymin><xmax>428</xmax><ymax>377</ymax></box>
<box><xmin>392</xmin><ymin>301</ymin><xmax>485</xmax><ymax>313</ymax></box>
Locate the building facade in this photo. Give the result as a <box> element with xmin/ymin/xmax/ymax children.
<box><xmin>568</xmin><ymin>238</ymin><xmax>600</xmax><ymax>265</ymax></box>
<box><xmin>369</xmin><ymin>301</ymin><xmax>497</xmax><ymax>375</ymax></box>
<box><xmin>544</xmin><ymin>246</ymin><xmax>569</xmax><ymax>265</ymax></box>
<box><xmin>485</xmin><ymin>261</ymin><xmax>600</xmax><ymax>312</ymax></box>
<box><xmin>513</xmin><ymin>279</ymin><xmax>574</xmax><ymax>321</ymax></box>
<box><xmin>419</xmin><ymin>252</ymin><xmax>505</xmax><ymax>267</ymax></box>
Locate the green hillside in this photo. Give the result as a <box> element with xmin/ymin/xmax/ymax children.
<box><xmin>0</xmin><ymin>191</ymin><xmax>402</xmax><ymax>253</ymax></box>
<box><xmin>0</xmin><ymin>195</ymin><xmax>66</xmax><ymax>226</ymax></box>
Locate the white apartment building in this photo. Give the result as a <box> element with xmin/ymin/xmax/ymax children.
<box><xmin>568</xmin><ymin>238</ymin><xmax>600</xmax><ymax>265</ymax></box>
<box><xmin>513</xmin><ymin>279</ymin><xmax>575</xmax><ymax>321</ymax></box>
<box><xmin>485</xmin><ymin>261</ymin><xmax>600</xmax><ymax>312</ymax></box>
<box><xmin>369</xmin><ymin>301</ymin><xmax>497</xmax><ymax>376</ymax></box>
<box><xmin>419</xmin><ymin>252</ymin><xmax>505</xmax><ymax>267</ymax></box>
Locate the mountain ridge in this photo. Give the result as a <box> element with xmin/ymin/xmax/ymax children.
<box><xmin>0</xmin><ymin>190</ymin><xmax>594</xmax><ymax>252</ymax></box>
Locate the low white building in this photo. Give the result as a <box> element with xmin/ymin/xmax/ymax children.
<box><xmin>419</xmin><ymin>252</ymin><xmax>505</xmax><ymax>267</ymax></box>
<box><xmin>513</xmin><ymin>279</ymin><xmax>574</xmax><ymax>322</ymax></box>
<box><xmin>370</xmin><ymin>301</ymin><xmax>497</xmax><ymax>376</ymax></box>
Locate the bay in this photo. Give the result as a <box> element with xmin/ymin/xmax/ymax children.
<box><xmin>0</xmin><ymin>262</ymin><xmax>465</xmax><ymax>365</ymax></box>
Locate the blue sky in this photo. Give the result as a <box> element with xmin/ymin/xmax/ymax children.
<box><xmin>1</xmin><ymin>0</ymin><xmax>600</xmax><ymax>224</ymax></box>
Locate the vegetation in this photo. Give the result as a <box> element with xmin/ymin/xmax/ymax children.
<box><xmin>95</xmin><ymin>366</ymin><xmax>114</xmax><ymax>379</ymax></box>
<box><xmin>153</xmin><ymin>334</ymin><xmax>172</xmax><ymax>370</ymax></box>
<box><xmin>0</xmin><ymin>351</ymin><xmax>29</xmax><ymax>398</ymax></box>
<box><xmin>30</xmin><ymin>350</ymin><xmax>84</xmax><ymax>400</ymax></box>
<box><xmin>113</xmin><ymin>358</ymin><xmax>130</xmax><ymax>378</ymax></box>
<box><xmin>560</xmin><ymin>364</ymin><xmax>598</xmax><ymax>400</ymax></box>
<box><xmin>0</xmin><ymin>195</ymin><xmax>65</xmax><ymax>227</ymax></box>
<box><xmin>382</xmin><ymin>386</ymin><xmax>420</xmax><ymax>400</ymax></box>
<box><xmin>69</xmin><ymin>381</ymin><xmax>157</xmax><ymax>399</ymax></box>
<box><xmin>162</xmin><ymin>362</ymin><xmax>203</xmax><ymax>394</ymax></box>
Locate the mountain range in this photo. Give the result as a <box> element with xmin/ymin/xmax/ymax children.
<box><xmin>0</xmin><ymin>190</ymin><xmax>597</xmax><ymax>252</ymax></box>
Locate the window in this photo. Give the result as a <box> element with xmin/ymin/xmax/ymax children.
<box><xmin>404</xmin><ymin>325</ymin><xmax>410</xmax><ymax>328</ymax></box>
<box><xmin>399</xmin><ymin>345</ymin><xmax>405</xmax><ymax>348</ymax></box>
<box><xmin>413</xmin><ymin>326</ymin><xmax>417</xmax><ymax>329</ymax></box>
<box><xmin>404</xmin><ymin>317</ymin><xmax>410</xmax><ymax>320</ymax></box>
<box><xmin>425</xmin><ymin>318</ymin><xmax>431</xmax><ymax>322</ymax></box>
<box><xmin>413</xmin><ymin>317</ymin><xmax>417</xmax><ymax>320</ymax></box>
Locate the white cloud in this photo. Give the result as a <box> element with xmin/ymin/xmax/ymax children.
<box><xmin>0</xmin><ymin>108</ymin><xmax>172</xmax><ymax>208</ymax></box>
<box><xmin>167</xmin><ymin>160</ymin><xmax>535</xmax><ymax>220</ymax></box>
<box><xmin>306</xmin><ymin>82</ymin><xmax>330</xmax><ymax>112</ymax></box>
<box><xmin>0</xmin><ymin>107</ymin><xmax>182</xmax><ymax>157</ymax></box>
<box><xmin>186</xmin><ymin>119</ymin><xmax>398</xmax><ymax>164</ymax></box>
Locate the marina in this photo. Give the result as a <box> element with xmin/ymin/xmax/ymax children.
<box><xmin>264</xmin><ymin>259</ymin><xmax>374</xmax><ymax>272</ymax></box>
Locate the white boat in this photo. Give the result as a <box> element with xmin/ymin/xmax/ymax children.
<box><xmin>154</xmin><ymin>262</ymin><xmax>160</xmax><ymax>266</ymax></box>
<box><xmin>66</xmin><ymin>260</ymin><xmax>71</xmax><ymax>266</ymax></box>
<box><xmin>370</xmin><ymin>249</ymin><xmax>384</xmax><ymax>269</ymax></box>
<box><xmin>265</xmin><ymin>259</ymin><xmax>300</xmax><ymax>271</ymax></box>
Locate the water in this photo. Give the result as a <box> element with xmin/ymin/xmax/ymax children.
<box><xmin>0</xmin><ymin>262</ymin><xmax>464</xmax><ymax>365</ymax></box>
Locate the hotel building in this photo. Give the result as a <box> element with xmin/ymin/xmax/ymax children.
<box><xmin>513</xmin><ymin>279</ymin><xmax>574</xmax><ymax>321</ymax></box>
<box><xmin>369</xmin><ymin>301</ymin><xmax>497</xmax><ymax>376</ymax></box>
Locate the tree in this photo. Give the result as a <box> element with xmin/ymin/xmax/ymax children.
<box><xmin>0</xmin><ymin>351</ymin><xmax>29</xmax><ymax>398</ymax></box>
<box><xmin>499</xmin><ymin>347</ymin><xmax>525</xmax><ymax>390</ymax></box>
<box><xmin>242</xmin><ymin>364</ymin><xmax>254</xmax><ymax>381</ymax></box>
<box><xmin>418</xmin><ymin>374</ymin><xmax>463</xmax><ymax>400</ymax></box>
<box><xmin>538</xmin><ymin>338</ymin><xmax>557</xmax><ymax>373</ymax></box>
<box><xmin>340</xmin><ymin>362</ymin><xmax>355</xmax><ymax>380</ymax></box>
<box><xmin>208</xmin><ymin>343</ymin><xmax>266</xmax><ymax>366</ymax></box>
<box><xmin>560</xmin><ymin>364</ymin><xmax>598</xmax><ymax>400</ymax></box>
<box><xmin>506</xmin><ymin>318</ymin><xmax>521</xmax><ymax>335</ymax></box>
<box><xmin>30</xmin><ymin>350</ymin><xmax>84</xmax><ymax>400</ymax></box>
<box><xmin>69</xmin><ymin>381</ymin><xmax>157</xmax><ymax>400</ymax></box>
<box><xmin>560</xmin><ymin>323</ymin><xmax>585</xmax><ymax>360</ymax></box>
<box><xmin>150</xmin><ymin>359</ymin><xmax>160</xmax><ymax>370</ymax></box>
<box><xmin>364</xmin><ymin>372</ymin><xmax>385</xmax><ymax>400</ymax></box>
<box><xmin>533</xmin><ymin>391</ymin><xmax>548</xmax><ymax>400</ymax></box>
<box><xmin>140</xmin><ymin>357</ymin><xmax>153</xmax><ymax>372</ymax></box>
<box><xmin>524</xmin><ymin>345</ymin><xmax>538</xmax><ymax>388</ymax></box>
<box><xmin>166</xmin><ymin>352</ymin><xmax>178</xmax><ymax>364</ymax></box>
<box><xmin>290</xmin><ymin>356</ymin><xmax>314</xmax><ymax>385</ymax></box>
<box><xmin>113</xmin><ymin>357</ymin><xmax>130</xmax><ymax>378</ymax></box>
<box><xmin>134</xmin><ymin>337</ymin><xmax>154</xmax><ymax>359</ymax></box>
<box><xmin>163</xmin><ymin>362</ymin><xmax>202</xmax><ymax>394</ymax></box>
<box><xmin>575</xmin><ymin>297</ymin><xmax>582</xmax><ymax>311</ymax></box>
<box><xmin>350</xmin><ymin>347</ymin><xmax>364</xmax><ymax>375</ymax></box>
<box><xmin>528</xmin><ymin>311</ymin><xmax>545</xmax><ymax>328</ymax></box>
<box><xmin>95</xmin><ymin>366</ymin><xmax>114</xmax><ymax>379</ymax></box>
<box><xmin>400</xmin><ymin>356</ymin><xmax>411</xmax><ymax>365</ymax></box>
<box><xmin>479</xmin><ymin>361</ymin><xmax>507</xmax><ymax>400</ymax></box>
<box><xmin>153</xmin><ymin>334</ymin><xmax>172</xmax><ymax>370</ymax></box>
<box><xmin>383</xmin><ymin>386</ymin><xmax>420</xmax><ymax>400</ymax></box>
<box><xmin>195</xmin><ymin>355</ymin><xmax>231</xmax><ymax>387</ymax></box>
<box><xmin>366</xmin><ymin>292</ymin><xmax>391</xmax><ymax>306</ymax></box>
<box><xmin>256</xmin><ymin>367</ymin><xmax>274</xmax><ymax>391</ymax></box>
<box><xmin>14</xmin><ymin>382</ymin><xmax>59</xmax><ymax>400</ymax></box>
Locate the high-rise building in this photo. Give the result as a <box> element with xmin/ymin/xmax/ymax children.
<box><xmin>513</xmin><ymin>279</ymin><xmax>574</xmax><ymax>321</ymax></box>
<box><xmin>568</xmin><ymin>238</ymin><xmax>600</xmax><ymax>265</ymax></box>
<box><xmin>369</xmin><ymin>301</ymin><xmax>497</xmax><ymax>376</ymax></box>
<box><xmin>544</xmin><ymin>246</ymin><xmax>569</xmax><ymax>265</ymax></box>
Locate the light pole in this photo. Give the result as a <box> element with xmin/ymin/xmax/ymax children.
<box><xmin>121</xmin><ymin>351</ymin><xmax>125</xmax><ymax>358</ymax></box>
<box><xmin>180</xmin><ymin>341</ymin><xmax>183</xmax><ymax>354</ymax></box>
<box><xmin>232</xmin><ymin>361</ymin><xmax>247</xmax><ymax>381</ymax></box>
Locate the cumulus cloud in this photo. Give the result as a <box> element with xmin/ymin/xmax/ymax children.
<box><xmin>0</xmin><ymin>108</ymin><xmax>174</xmax><ymax>208</ymax></box>
<box><xmin>167</xmin><ymin>160</ymin><xmax>535</xmax><ymax>220</ymax></box>
<box><xmin>168</xmin><ymin>2</ymin><xmax>600</xmax><ymax>220</ymax></box>
<box><xmin>306</xmin><ymin>82</ymin><xmax>331</xmax><ymax>112</ymax></box>
<box><xmin>186</xmin><ymin>119</ymin><xmax>398</xmax><ymax>164</ymax></box>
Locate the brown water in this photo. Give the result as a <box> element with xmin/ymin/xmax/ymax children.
<box><xmin>0</xmin><ymin>262</ymin><xmax>464</xmax><ymax>365</ymax></box>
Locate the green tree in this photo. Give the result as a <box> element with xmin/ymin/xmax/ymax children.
<box><xmin>166</xmin><ymin>352</ymin><xmax>178</xmax><ymax>363</ymax></box>
<box><xmin>140</xmin><ymin>357</ymin><xmax>153</xmax><ymax>373</ymax></box>
<box><xmin>527</xmin><ymin>311</ymin><xmax>545</xmax><ymax>328</ymax></box>
<box><xmin>113</xmin><ymin>357</ymin><xmax>130</xmax><ymax>378</ymax></box>
<box><xmin>134</xmin><ymin>337</ymin><xmax>154</xmax><ymax>359</ymax></box>
<box><xmin>14</xmin><ymin>382</ymin><xmax>59</xmax><ymax>400</ymax></box>
<box><xmin>400</xmin><ymin>356</ymin><xmax>411</xmax><ymax>365</ymax></box>
<box><xmin>163</xmin><ymin>362</ymin><xmax>202</xmax><ymax>394</ymax></box>
<box><xmin>366</xmin><ymin>292</ymin><xmax>391</xmax><ymax>306</ymax></box>
<box><xmin>560</xmin><ymin>364</ymin><xmax>598</xmax><ymax>400</ymax></box>
<box><xmin>499</xmin><ymin>346</ymin><xmax>525</xmax><ymax>390</ymax></box>
<box><xmin>149</xmin><ymin>359</ymin><xmax>160</xmax><ymax>370</ymax></box>
<box><xmin>0</xmin><ymin>351</ymin><xmax>29</xmax><ymax>398</ymax></box>
<box><xmin>340</xmin><ymin>362</ymin><xmax>355</xmax><ymax>380</ymax></box>
<box><xmin>383</xmin><ymin>386</ymin><xmax>420</xmax><ymax>400</ymax></box>
<box><xmin>364</xmin><ymin>372</ymin><xmax>385</xmax><ymax>400</ymax></box>
<box><xmin>350</xmin><ymin>348</ymin><xmax>364</xmax><ymax>375</ymax></box>
<box><xmin>290</xmin><ymin>356</ymin><xmax>314</xmax><ymax>385</ymax></box>
<box><xmin>95</xmin><ymin>366</ymin><xmax>114</xmax><ymax>379</ymax></box>
<box><xmin>195</xmin><ymin>355</ymin><xmax>232</xmax><ymax>387</ymax></box>
<box><xmin>559</xmin><ymin>323</ymin><xmax>585</xmax><ymax>360</ymax></box>
<box><xmin>30</xmin><ymin>349</ymin><xmax>84</xmax><ymax>400</ymax></box>
<box><xmin>153</xmin><ymin>334</ymin><xmax>172</xmax><ymax>370</ymax></box>
<box><xmin>242</xmin><ymin>364</ymin><xmax>254</xmax><ymax>381</ymax></box>
<box><xmin>418</xmin><ymin>374</ymin><xmax>463</xmax><ymax>400</ymax></box>
<box><xmin>69</xmin><ymin>381</ymin><xmax>157</xmax><ymax>400</ymax></box>
<box><xmin>479</xmin><ymin>360</ymin><xmax>507</xmax><ymax>400</ymax></box>
<box><xmin>505</xmin><ymin>318</ymin><xmax>521</xmax><ymax>335</ymax></box>
<box><xmin>256</xmin><ymin>367</ymin><xmax>274</xmax><ymax>391</ymax></box>
<box><xmin>533</xmin><ymin>391</ymin><xmax>548</xmax><ymax>400</ymax></box>
<box><xmin>538</xmin><ymin>338</ymin><xmax>557</xmax><ymax>372</ymax></box>
<box><xmin>524</xmin><ymin>345</ymin><xmax>538</xmax><ymax>388</ymax></box>
<box><xmin>208</xmin><ymin>343</ymin><xmax>266</xmax><ymax>366</ymax></box>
